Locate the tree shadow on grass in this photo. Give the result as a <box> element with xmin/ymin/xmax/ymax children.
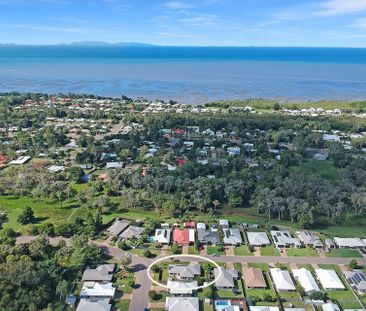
<box><xmin>34</xmin><ymin>217</ymin><xmax>49</xmax><ymax>224</ymax></box>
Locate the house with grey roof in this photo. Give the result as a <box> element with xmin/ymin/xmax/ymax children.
<box><xmin>297</xmin><ymin>230</ymin><xmax>324</xmax><ymax>249</ymax></box>
<box><xmin>214</xmin><ymin>267</ymin><xmax>239</xmax><ymax>289</ymax></box>
<box><xmin>165</xmin><ymin>296</ymin><xmax>199</xmax><ymax>311</ymax></box>
<box><xmin>82</xmin><ymin>264</ymin><xmax>115</xmax><ymax>282</ymax></box>
<box><xmin>344</xmin><ymin>270</ymin><xmax>366</xmax><ymax>293</ymax></box>
<box><xmin>271</xmin><ymin>230</ymin><xmax>302</xmax><ymax>249</ymax></box>
<box><xmin>106</xmin><ymin>220</ymin><xmax>129</xmax><ymax>236</ymax></box>
<box><xmin>197</xmin><ymin>228</ymin><xmax>220</xmax><ymax>245</ymax></box>
<box><xmin>168</xmin><ymin>264</ymin><xmax>201</xmax><ymax>280</ymax></box>
<box><xmin>119</xmin><ymin>225</ymin><xmax>145</xmax><ymax>241</ymax></box>
<box><xmin>76</xmin><ymin>298</ymin><xmax>111</xmax><ymax>311</ymax></box>
<box><xmin>247</xmin><ymin>232</ymin><xmax>271</xmax><ymax>247</ymax></box>
<box><xmin>223</xmin><ymin>228</ymin><xmax>243</xmax><ymax>246</ymax></box>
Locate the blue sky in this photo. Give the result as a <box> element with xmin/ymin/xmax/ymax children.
<box><xmin>1</xmin><ymin>0</ymin><xmax>366</xmax><ymax>46</ymax></box>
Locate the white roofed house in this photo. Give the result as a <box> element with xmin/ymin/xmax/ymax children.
<box><xmin>76</xmin><ymin>298</ymin><xmax>111</xmax><ymax>311</ymax></box>
<box><xmin>80</xmin><ymin>282</ymin><xmax>116</xmax><ymax>298</ymax></box>
<box><xmin>322</xmin><ymin>303</ymin><xmax>341</xmax><ymax>311</ymax></box>
<box><xmin>292</xmin><ymin>268</ymin><xmax>320</xmax><ymax>294</ymax></box>
<box><xmin>247</xmin><ymin>232</ymin><xmax>271</xmax><ymax>248</ymax></box>
<box><xmin>270</xmin><ymin>268</ymin><xmax>296</xmax><ymax>291</ymax></box>
<box><xmin>9</xmin><ymin>155</ymin><xmax>31</xmax><ymax>165</ymax></box>
<box><xmin>167</xmin><ymin>280</ymin><xmax>198</xmax><ymax>296</ymax></box>
<box><xmin>315</xmin><ymin>269</ymin><xmax>345</xmax><ymax>290</ymax></box>
<box><xmin>333</xmin><ymin>237</ymin><xmax>366</xmax><ymax>249</ymax></box>
<box><xmin>270</xmin><ymin>230</ymin><xmax>302</xmax><ymax>249</ymax></box>
<box><xmin>250</xmin><ymin>307</ymin><xmax>280</xmax><ymax>311</ymax></box>
<box><xmin>154</xmin><ymin>228</ymin><xmax>172</xmax><ymax>244</ymax></box>
<box><xmin>106</xmin><ymin>161</ymin><xmax>123</xmax><ymax>169</ymax></box>
<box><xmin>219</xmin><ymin>219</ymin><xmax>229</xmax><ymax>228</ymax></box>
<box><xmin>165</xmin><ymin>296</ymin><xmax>199</xmax><ymax>311</ymax></box>
<box><xmin>223</xmin><ymin>228</ymin><xmax>243</xmax><ymax>246</ymax></box>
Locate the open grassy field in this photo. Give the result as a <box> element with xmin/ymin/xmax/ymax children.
<box><xmin>286</xmin><ymin>247</ymin><xmax>319</xmax><ymax>257</ymax></box>
<box><xmin>234</xmin><ymin>245</ymin><xmax>253</xmax><ymax>256</ymax></box>
<box><xmin>113</xmin><ymin>299</ymin><xmax>130</xmax><ymax>311</ymax></box>
<box><xmin>325</xmin><ymin>248</ymin><xmax>362</xmax><ymax>258</ymax></box>
<box><xmin>249</xmin><ymin>263</ymin><xmax>270</xmax><ymax>272</ymax></box>
<box><xmin>290</xmin><ymin>160</ymin><xmax>341</xmax><ymax>181</ymax></box>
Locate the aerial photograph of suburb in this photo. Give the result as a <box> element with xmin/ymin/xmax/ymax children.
<box><xmin>1</xmin><ymin>1</ymin><xmax>366</xmax><ymax>311</ymax></box>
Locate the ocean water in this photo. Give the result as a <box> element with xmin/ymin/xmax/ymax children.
<box><xmin>1</xmin><ymin>46</ymin><xmax>366</xmax><ymax>104</ymax></box>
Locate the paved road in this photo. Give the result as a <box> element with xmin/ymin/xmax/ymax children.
<box><xmin>16</xmin><ymin>236</ymin><xmax>366</xmax><ymax>311</ymax></box>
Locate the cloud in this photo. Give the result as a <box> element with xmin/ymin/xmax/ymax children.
<box><xmin>179</xmin><ymin>13</ymin><xmax>218</xmax><ymax>27</ymax></box>
<box><xmin>352</xmin><ymin>17</ymin><xmax>366</xmax><ymax>28</ymax></box>
<box><xmin>315</xmin><ymin>0</ymin><xmax>366</xmax><ymax>16</ymax></box>
<box><xmin>164</xmin><ymin>1</ymin><xmax>194</xmax><ymax>9</ymax></box>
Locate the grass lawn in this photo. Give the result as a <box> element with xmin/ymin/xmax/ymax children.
<box><xmin>249</xmin><ymin>263</ymin><xmax>270</xmax><ymax>272</ymax></box>
<box><xmin>234</xmin><ymin>262</ymin><xmax>243</xmax><ymax>271</ymax></box>
<box><xmin>0</xmin><ymin>195</ymin><xmax>87</xmax><ymax>233</ymax></box>
<box><xmin>129</xmin><ymin>248</ymin><xmax>160</xmax><ymax>258</ymax></box>
<box><xmin>207</xmin><ymin>246</ymin><xmax>225</xmax><ymax>255</ymax></box>
<box><xmin>286</xmin><ymin>247</ymin><xmax>319</xmax><ymax>257</ymax></box>
<box><xmin>113</xmin><ymin>299</ymin><xmax>130</xmax><ymax>311</ymax></box>
<box><xmin>325</xmin><ymin>248</ymin><xmax>362</xmax><ymax>258</ymax></box>
<box><xmin>260</xmin><ymin>246</ymin><xmax>280</xmax><ymax>257</ymax></box>
<box><xmin>279</xmin><ymin>291</ymin><xmax>301</xmax><ymax>301</ymax></box>
<box><xmin>234</xmin><ymin>245</ymin><xmax>253</xmax><ymax>256</ymax></box>
<box><xmin>188</xmin><ymin>245</ymin><xmax>200</xmax><ymax>255</ymax></box>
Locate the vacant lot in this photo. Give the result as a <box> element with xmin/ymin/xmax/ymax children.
<box><xmin>325</xmin><ymin>248</ymin><xmax>362</xmax><ymax>258</ymax></box>
<box><xmin>287</xmin><ymin>247</ymin><xmax>319</xmax><ymax>257</ymax></box>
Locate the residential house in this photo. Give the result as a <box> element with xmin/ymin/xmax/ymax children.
<box><xmin>9</xmin><ymin>156</ymin><xmax>31</xmax><ymax>165</ymax></box>
<box><xmin>173</xmin><ymin>229</ymin><xmax>195</xmax><ymax>245</ymax></box>
<box><xmin>223</xmin><ymin>228</ymin><xmax>243</xmax><ymax>246</ymax></box>
<box><xmin>76</xmin><ymin>298</ymin><xmax>111</xmax><ymax>311</ymax></box>
<box><xmin>82</xmin><ymin>264</ymin><xmax>115</xmax><ymax>282</ymax></box>
<box><xmin>119</xmin><ymin>226</ymin><xmax>145</xmax><ymax>241</ymax></box>
<box><xmin>227</xmin><ymin>147</ymin><xmax>241</xmax><ymax>156</ymax></box>
<box><xmin>292</xmin><ymin>268</ymin><xmax>320</xmax><ymax>294</ymax></box>
<box><xmin>197</xmin><ymin>228</ymin><xmax>220</xmax><ymax>245</ymax></box>
<box><xmin>80</xmin><ymin>282</ymin><xmax>116</xmax><ymax>298</ymax></box>
<box><xmin>270</xmin><ymin>231</ymin><xmax>302</xmax><ymax>249</ymax></box>
<box><xmin>247</xmin><ymin>232</ymin><xmax>271</xmax><ymax>248</ymax></box>
<box><xmin>343</xmin><ymin>270</ymin><xmax>366</xmax><ymax>293</ymax></box>
<box><xmin>183</xmin><ymin>221</ymin><xmax>196</xmax><ymax>229</ymax></box>
<box><xmin>168</xmin><ymin>264</ymin><xmax>201</xmax><ymax>280</ymax></box>
<box><xmin>167</xmin><ymin>280</ymin><xmax>198</xmax><ymax>295</ymax></box>
<box><xmin>47</xmin><ymin>165</ymin><xmax>66</xmax><ymax>173</ymax></box>
<box><xmin>154</xmin><ymin>229</ymin><xmax>172</xmax><ymax>244</ymax></box>
<box><xmin>334</xmin><ymin>237</ymin><xmax>365</xmax><ymax>249</ymax></box>
<box><xmin>270</xmin><ymin>268</ymin><xmax>296</xmax><ymax>291</ymax></box>
<box><xmin>243</xmin><ymin>267</ymin><xmax>267</xmax><ymax>289</ymax></box>
<box><xmin>323</xmin><ymin>134</ymin><xmax>341</xmax><ymax>142</ymax></box>
<box><xmin>219</xmin><ymin>219</ymin><xmax>229</xmax><ymax>229</ymax></box>
<box><xmin>165</xmin><ymin>297</ymin><xmax>199</xmax><ymax>311</ymax></box>
<box><xmin>322</xmin><ymin>303</ymin><xmax>341</xmax><ymax>311</ymax></box>
<box><xmin>214</xmin><ymin>267</ymin><xmax>239</xmax><ymax>289</ymax></box>
<box><xmin>106</xmin><ymin>162</ymin><xmax>123</xmax><ymax>169</ymax></box>
<box><xmin>297</xmin><ymin>231</ymin><xmax>324</xmax><ymax>249</ymax></box>
<box><xmin>315</xmin><ymin>269</ymin><xmax>345</xmax><ymax>290</ymax></box>
<box><xmin>250</xmin><ymin>306</ymin><xmax>280</xmax><ymax>311</ymax></box>
<box><xmin>325</xmin><ymin>238</ymin><xmax>336</xmax><ymax>250</ymax></box>
<box><xmin>106</xmin><ymin>220</ymin><xmax>129</xmax><ymax>236</ymax></box>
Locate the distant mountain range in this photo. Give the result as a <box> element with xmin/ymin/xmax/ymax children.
<box><xmin>0</xmin><ymin>41</ymin><xmax>156</xmax><ymax>47</ymax></box>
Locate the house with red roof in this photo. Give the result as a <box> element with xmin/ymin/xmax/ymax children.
<box><xmin>173</xmin><ymin>229</ymin><xmax>195</xmax><ymax>245</ymax></box>
<box><xmin>184</xmin><ymin>221</ymin><xmax>196</xmax><ymax>229</ymax></box>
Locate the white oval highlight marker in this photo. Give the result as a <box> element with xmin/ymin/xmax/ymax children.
<box><xmin>146</xmin><ymin>254</ymin><xmax>222</xmax><ymax>290</ymax></box>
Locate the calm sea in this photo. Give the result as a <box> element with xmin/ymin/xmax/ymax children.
<box><xmin>1</xmin><ymin>46</ymin><xmax>366</xmax><ymax>104</ymax></box>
